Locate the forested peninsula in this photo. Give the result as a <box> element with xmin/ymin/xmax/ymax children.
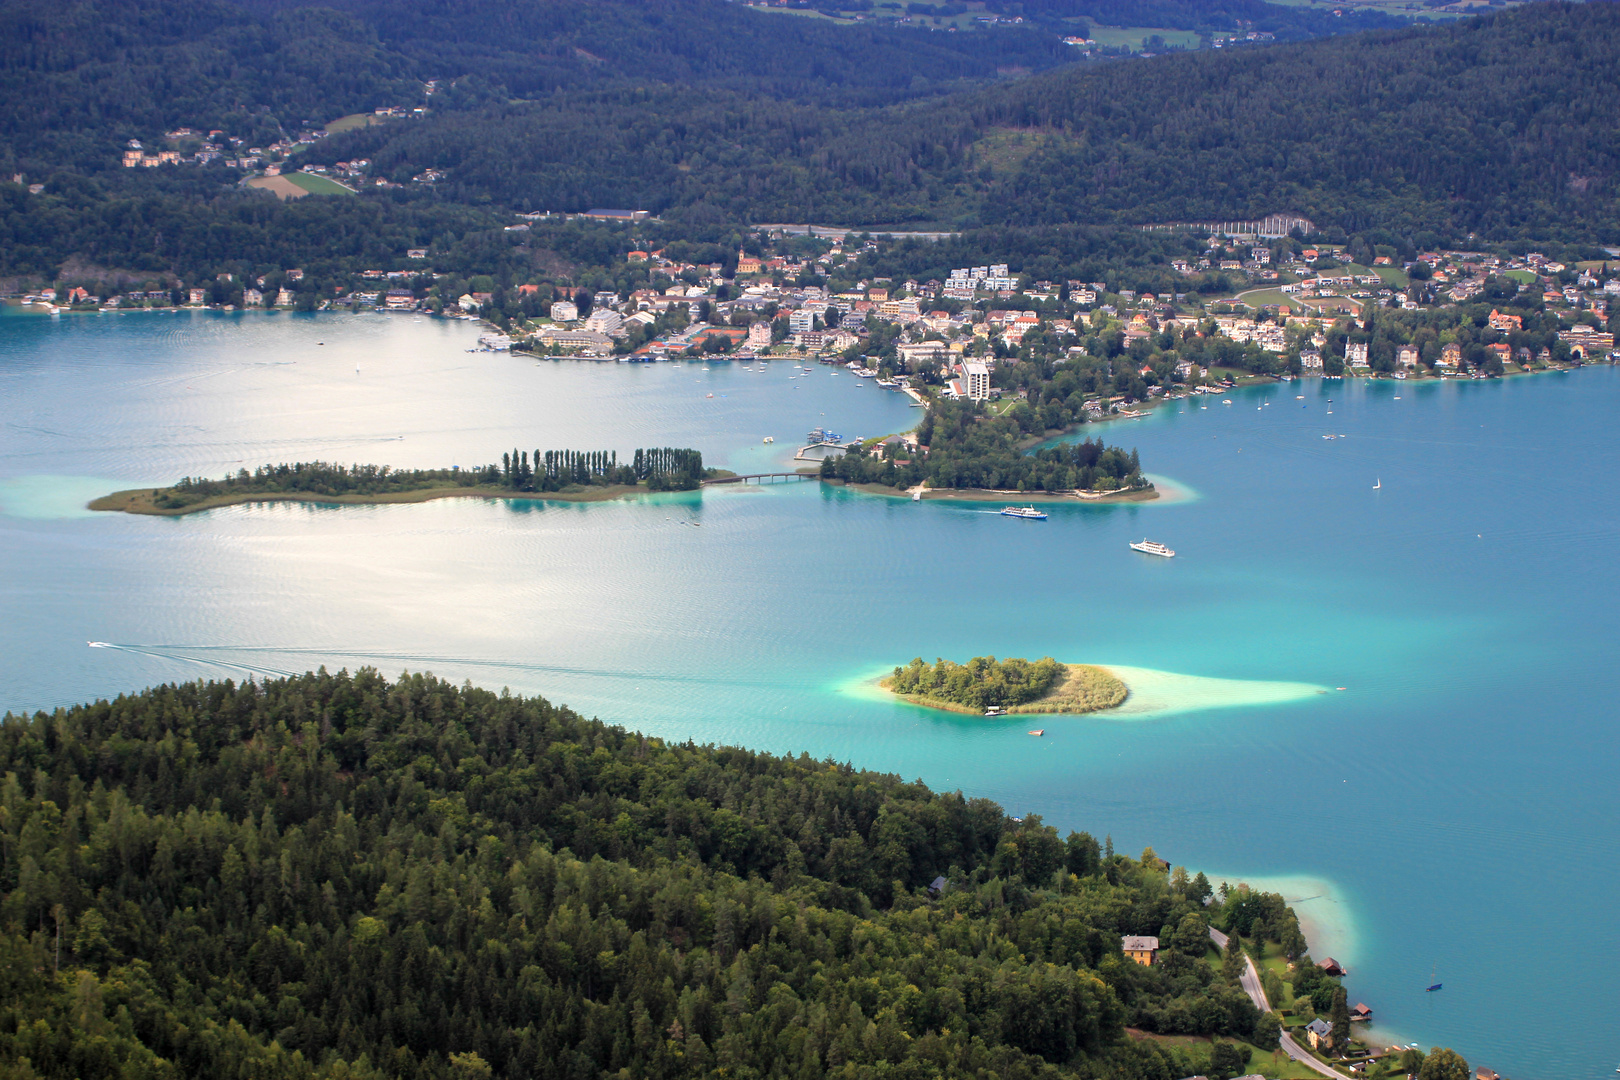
<box><xmin>884</xmin><ymin>656</ymin><xmax>1130</xmax><ymax>715</ymax></box>
<box><xmin>825</xmin><ymin>403</ymin><xmax>1154</xmax><ymax>499</ymax></box>
<box><xmin>0</xmin><ymin>669</ymin><xmax>1333</xmax><ymax>1080</ymax></box>
<box><xmin>89</xmin><ymin>450</ymin><xmax>715</xmax><ymax>516</ymax></box>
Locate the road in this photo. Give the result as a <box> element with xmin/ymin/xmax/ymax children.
<box><xmin>756</xmin><ymin>223</ymin><xmax>962</xmax><ymax>242</ymax></box>
<box><xmin>1209</xmin><ymin>927</ymin><xmax>1354</xmax><ymax>1080</ymax></box>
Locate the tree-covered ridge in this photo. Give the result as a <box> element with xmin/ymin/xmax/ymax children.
<box><xmin>289</xmin><ymin>1</ymin><xmax>1620</xmax><ymax>239</ymax></box>
<box><xmin>0</xmin><ymin>670</ymin><xmax>1308</xmax><ymax>1080</ymax></box>
<box><xmin>971</xmin><ymin>1</ymin><xmax>1620</xmax><ymax>238</ymax></box>
<box><xmin>254</xmin><ymin>0</ymin><xmax>1079</xmax><ymax>104</ymax></box>
<box><xmin>0</xmin><ymin>0</ymin><xmax>419</xmax><ymax>166</ymax></box>
<box><xmin>0</xmin><ymin>0</ymin><xmax>1076</xmax><ymax>175</ymax></box>
<box><xmin>1004</xmin><ymin>0</ymin><xmax>1404</xmax><ymax>38</ymax></box>
<box><xmin>4</xmin><ymin>5</ymin><xmax>1618</xmax><ymax>290</ymax></box>
<box><xmin>887</xmin><ymin>656</ymin><xmax>1066</xmax><ymax>710</ymax></box>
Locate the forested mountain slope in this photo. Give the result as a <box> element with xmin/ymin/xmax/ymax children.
<box><xmin>296</xmin><ymin>1</ymin><xmax>1620</xmax><ymax>241</ymax></box>
<box><xmin>3</xmin><ymin>2</ymin><xmax>1614</xmax><ymax>284</ymax></box>
<box><xmin>1015</xmin><ymin>0</ymin><xmax>1404</xmax><ymax>36</ymax></box>
<box><xmin>0</xmin><ymin>0</ymin><xmax>416</xmax><ymax>166</ymax></box>
<box><xmin>0</xmin><ymin>0</ymin><xmax>1075</xmax><ymax>174</ymax></box>
<box><xmin>0</xmin><ymin>671</ymin><xmax>1298</xmax><ymax>1080</ymax></box>
<box><xmin>971</xmin><ymin>0</ymin><xmax>1620</xmax><ymax>237</ymax></box>
<box><xmin>236</xmin><ymin>0</ymin><xmax>1077</xmax><ymax>103</ymax></box>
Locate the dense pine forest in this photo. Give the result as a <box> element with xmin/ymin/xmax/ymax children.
<box><xmin>4</xmin><ymin>0</ymin><xmax>1617</xmax><ymax>288</ymax></box>
<box><xmin>268</xmin><ymin>1</ymin><xmax>1620</xmax><ymax>238</ymax></box>
<box><xmin>0</xmin><ymin>671</ymin><xmax>1316</xmax><ymax>1080</ymax></box>
<box><xmin>0</xmin><ymin>0</ymin><xmax>1076</xmax><ymax>173</ymax></box>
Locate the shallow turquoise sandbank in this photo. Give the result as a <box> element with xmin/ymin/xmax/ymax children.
<box><xmin>842</xmin><ymin>663</ymin><xmax>1325</xmax><ymax>721</ymax></box>
<box><xmin>0</xmin><ymin>475</ymin><xmax>128</xmax><ymax>520</ymax></box>
<box><xmin>1102</xmin><ymin>665</ymin><xmax>1327</xmax><ymax>719</ymax></box>
<box><xmin>1138</xmin><ymin>473</ymin><xmax>1200</xmax><ymax>505</ymax></box>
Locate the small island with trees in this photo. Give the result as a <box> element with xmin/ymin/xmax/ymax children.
<box><xmin>883</xmin><ymin>655</ymin><xmax>1129</xmax><ymax>716</ymax></box>
<box><xmin>89</xmin><ymin>447</ymin><xmax>720</xmax><ymax>516</ymax></box>
<box><xmin>822</xmin><ymin>402</ymin><xmax>1156</xmax><ymax>503</ymax></box>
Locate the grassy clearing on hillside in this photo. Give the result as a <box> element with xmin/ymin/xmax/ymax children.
<box><xmin>324</xmin><ymin>113</ymin><xmax>385</xmax><ymax>134</ymax></box>
<box><xmin>1235</xmin><ymin>288</ymin><xmax>1293</xmax><ymax>308</ymax></box>
<box><xmin>746</xmin><ymin>4</ymin><xmax>855</xmax><ymax>22</ymax></box>
<box><xmin>245</xmin><ymin>175</ymin><xmax>309</xmax><ymax>200</ymax></box>
<box><xmin>287</xmin><ymin>172</ymin><xmax>355</xmax><ymax>195</ymax></box>
<box><xmin>970</xmin><ymin>128</ymin><xmax>1076</xmax><ymax>176</ymax></box>
<box><xmin>1086</xmin><ymin>25</ymin><xmax>1203</xmax><ymax>51</ymax></box>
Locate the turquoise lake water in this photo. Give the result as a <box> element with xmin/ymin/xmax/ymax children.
<box><xmin>3</xmin><ymin>306</ymin><xmax>1617</xmax><ymax>1078</ymax></box>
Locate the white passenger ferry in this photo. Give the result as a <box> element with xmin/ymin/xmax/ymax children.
<box><xmin>1000</xmin><ymin>506</ymin><xmax>1048</xmax><ymax>520</ymax></box>
<box><xmin>1129</xmin><ymin>539</ymin><xmax>1175</xmax><ymax>557</ymax></box>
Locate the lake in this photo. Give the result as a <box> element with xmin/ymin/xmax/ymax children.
<box><xmin>3</xmin><ymin>306</ymin><xmax>1616</xmax><ymax>1078</ymax></box>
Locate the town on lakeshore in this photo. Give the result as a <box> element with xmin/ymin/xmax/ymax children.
<box><xmin>17</xmin><ymin>220</ymin><xmax>1615</xmax><ymax>392</ymax></box>
<box><xmin>49</xmin><ymin>218</ymin><xmax>1620</xmax><ymax>512</ymax></box>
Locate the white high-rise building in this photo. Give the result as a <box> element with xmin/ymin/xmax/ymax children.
<box><xmin>962</xmin><ymin>361</ymin><xmax>990</xmax><ymax>401</ymax></box>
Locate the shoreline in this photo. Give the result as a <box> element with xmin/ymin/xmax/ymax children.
<box><xmin>87</xmin><ymin>483</ymin><xmax>654</xmax><ymax>517</ymax></box>
<box><xmin>830</xmin><ymin>480</ymin><xmax>1160</xmax><ymax>504</ymax></box>
<box><xmin>878</xmin><ymin>662</ymin><xmax>1130</xmax><ymax>717</ymax></box>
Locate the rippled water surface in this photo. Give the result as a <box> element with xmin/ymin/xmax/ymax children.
<box><xmin>3</xmin><ymin>307</ymin><xmax>1617</xmax><ymax>1078</ymax></box>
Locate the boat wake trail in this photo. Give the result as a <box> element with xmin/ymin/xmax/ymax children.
<box><xmin>85</xmin><ymin>641</ymin><xmax>303</xmax><ymax>680</ymax></box>
<box><xmin>83</xmin><ymin>643</ymin><xmax>777</xmax><ymax>688</ymax></box>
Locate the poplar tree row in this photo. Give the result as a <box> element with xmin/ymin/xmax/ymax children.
<box><xmin>497</xmin><ymin>447</ymin><xmax>706</xmax><ymax>492</ymax></box>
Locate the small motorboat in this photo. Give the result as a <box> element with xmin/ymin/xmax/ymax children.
<box><xmin>1027</xmin><ymin>729</ymin><xmax>1045</xmax><ymax>736</ymax></box>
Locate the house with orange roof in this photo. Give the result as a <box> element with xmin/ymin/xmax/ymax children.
<box><xmin>1487</xmin><ymin>309</ymin><xmax>1522</xmax><ymax>331</ymax></box>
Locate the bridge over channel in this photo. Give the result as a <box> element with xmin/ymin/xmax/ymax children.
<box><xmin>702</xmin><ymin>472</ymin><xmax>820</xmax><ymax>486</ymax></box>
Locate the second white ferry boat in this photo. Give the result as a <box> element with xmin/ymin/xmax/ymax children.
<box><xmin>1129</xmin><ymin>538</ymin><xmax>1175</xmax><ymax>557</ymax></box>
<box><xmin>1000</xmin><ymin>506</ymin><xmax>1048</xmax><ymax>520</ymax></box>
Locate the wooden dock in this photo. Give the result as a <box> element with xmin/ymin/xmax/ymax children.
<box><xmin>794</xmin><ymin>441</ymin><xmax>847</xmax><ymax>460</ymax></box>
